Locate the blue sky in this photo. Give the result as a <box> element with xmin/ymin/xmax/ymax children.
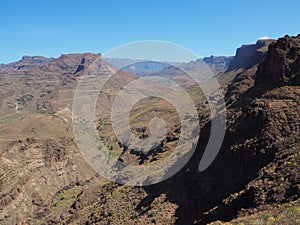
<box><xmin>1</xmin><ymin>0</ymin><xmax>300</xmax><ymax>63</ymax></box>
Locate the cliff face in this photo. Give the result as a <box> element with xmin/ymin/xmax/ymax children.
<box><xmin>197</xmin><ymin>35</ymin><xmax>300</xmax><ymax>224</ymax></box>
<box><xmin>226</xmin><ymin>35</ymin><xmax>300</xmax><ymax>108</ymax></box>
<box><xmin>205</xmin><ymin>35</ymin><xmax>300</xmax><ymax>225</ymax></box>
<box><xmin>227</xmin><ymin>39</ymin><xmax>275</xmax><ymax>71</ymax></box>
<box><xmin>256</xmin><ymin>34</ymin><xmax>300</xmax><ymax>86</ymax></box>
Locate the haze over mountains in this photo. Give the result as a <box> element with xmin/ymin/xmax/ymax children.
<box><xmin>105</xmin><ymin>55</ymin><xmax>233</xmax><ymax>76</ymax></box>
<box><xmin>0</xmin><ymin>35</ymin><xmax>299</xmax><ymax>225</ymax></box>
<box><xmin>1</xmin><ymin>38</ymin><xmax>275</xmax><ymax>79</ymax></box>
<box><xmin>104</xmin><ymin>39</ymin><xmax>275</xmax><ymax>77</ymax></box>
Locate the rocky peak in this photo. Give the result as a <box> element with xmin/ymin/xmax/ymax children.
<box><xmin>227</xmin><ymin>39</ymin><xmax>275</xmax><ymax>71</ymax></box>
<box><xmin>56</xmin><ymin>53</ymin><xmax>100</xmax><ymax>67</ymax></box>
<box><xmin>38</xmin><ymin>53</ymin><xmax>101</xmax><ymax>74</ymax></box>
<box><xmin>73</xmin><ymin>53</ymin><xmax>102</xmax><ymax>74</ymax></box>
<box><xmin>256</xmin><ymin>34</ymin><xmax>300</xmax><ymax>86</ymax></box>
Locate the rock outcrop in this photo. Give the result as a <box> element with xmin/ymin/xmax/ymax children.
<box><xmin>256</xmin><ymin>34</ymin><xmax>300</xmax><ymax>86</ymax></box>
<box><xmin>45</xmin><ymin>53</ymin><xmax>101</xmax><ymax>74</ymax></box>
<box><xmin>227</xmin><ymin>39</ymin><xmax>275</xmax><ymax>71</ymax></box>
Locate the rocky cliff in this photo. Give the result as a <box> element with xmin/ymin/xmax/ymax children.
<box><xmin>256</xmin><ymin>34</ymin><xmax>300</xmax><ymax>86</ymax></box>
<box><xmin>227</xmin><ymin>39</ymin><xmax>275</xmax><ymax>71</ymax></box>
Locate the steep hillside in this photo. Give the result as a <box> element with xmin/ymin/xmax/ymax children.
<box><xmin>0</xmin><ymin>53</ymin><xmax>136</xmax><ymax>224</ymax></box>
<box><xmin>0</xmin><ymin>35</ymin><xmax>299</xmax><ymax>225</ymax></box>
<box><xmin>0</xmin><ymin>53</ymin><xmax>101</xmax><ymax>116</ymax></box>
<box><xmin>0</xmin><ymin>113</ymin><xmax>98</xmax><ymax>224</ymax></box>
<box><xmin>198</xmin><ymin>34</ymin><xmax>300</xmax><ymax>224</ymax></box>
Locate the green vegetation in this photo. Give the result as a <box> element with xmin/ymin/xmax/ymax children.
<box><xmin>52</xmin><ymin>189</ymin><xmax>81</xmax><ymax>212</ymax></box>
<box><xmin>16</xmin><ymin>93</ymin><xmax>33</xmax><ymax>110</ymax></box>
<box><xmin>96</xmin><ymin>117</ymin><xmax>109</xmax><ymax>131</ymax></box>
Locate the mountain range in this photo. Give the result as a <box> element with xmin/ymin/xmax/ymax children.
<box><xmin>0</xmin><ymin>35</ymin><xmax>299</xmax><ymax>225</ymax></box>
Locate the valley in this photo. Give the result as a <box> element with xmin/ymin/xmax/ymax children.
<box><xmin>0</xmin><ymin>35</ymin><xmax>299</xmax><ymax>225</ymax></box>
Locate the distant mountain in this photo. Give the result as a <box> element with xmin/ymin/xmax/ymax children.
<box><xmin>105</xmin><ymin>59</ymin><xmax>170</xmax><ymax>76</ymax></box>
<box><xmin>105</xmin><ymin>58</ymin><xmax>141</xmax><ymax>69</ymax></box>
<box><xmin>0</xmin><ymin>53</ymin><xmax>102</xmax><ymax>75</ymax></box>
<box><xmin>0</xmin><ymin>52</ymin><xmax>134</xmax><ymax>116</ymax></box>
<box><xmin>106</xmin><ymin>56</ymin><xmax>233</xmax><ymax>77</ymax></box>
<box><xmin>0</xmin><ymin>56</ymin><xmax>54</xmax><ymax>70</ymax></box>
<box><xmin>203</xmin><ymin>56</ymin><xmax>233</xmax><ymax>74</ymax></box>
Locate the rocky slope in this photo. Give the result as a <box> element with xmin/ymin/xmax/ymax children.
<box><xmin>58</xmin><ymin>35</ymin><xmax>299</xmax><ymax>225</ymax></box>
<box><xmin>195</xmin><ymin>34</ymin><xmax>300</xmax><ymax>224</ymax></box>
<box><xmin>0</xmin><ymin>53</ymin><xmax>101</xmax><ymax>116</ymax></box>
<box><xmin>14</xmin><ymin>35</ymin><xmax>297</xmax><ymax>225</ymax></box>
<box><xmin>0</xmin><ymin>113</ymin><xmax>98</xmax><ymax>224</ymax></box>
<box><xmin>0</xmin><ymin>35</ymin><xmax>299</xmax><ymax>225</ymax></box>
<box><xmin>0</xmin><ymin>52</ymin><xmax>135</xmax><ymax>224</ymax></box>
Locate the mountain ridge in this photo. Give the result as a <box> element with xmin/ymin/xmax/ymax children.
<box><xmin>0</xmin><ymin>35</ymin><xmax>299</xmax><ymax>225</ymax></box>
<box><xmin>227</xmin><ymin>39</ymin><xmax>276</xmax><ymax>72</ymax></box>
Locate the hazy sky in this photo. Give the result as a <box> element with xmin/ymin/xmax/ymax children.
<box><xmin>1</xmin><ymin>0</ymin><xmax>300</xmax><ymax>63</ymax></box>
